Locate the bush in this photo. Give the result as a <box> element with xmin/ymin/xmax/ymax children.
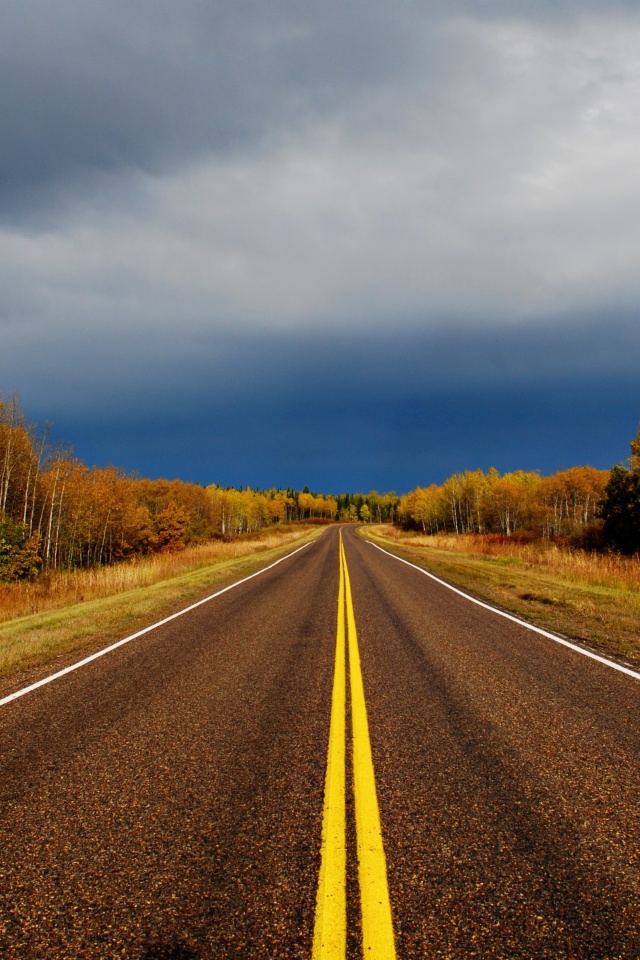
<box><xmin>0</xmin><ymin>517</ymin><xmax>42</xmax><ymax>581</ymax></box>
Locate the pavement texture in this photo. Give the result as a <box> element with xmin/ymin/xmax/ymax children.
<box><xmin>1</xmin><ymin>525</ymin><xmax>639</xmax><ymax>958</ymax></box>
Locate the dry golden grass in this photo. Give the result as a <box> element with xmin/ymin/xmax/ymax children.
<box><xmin>0</xmin><ymin>526</ymin><xmax>324</xmax><ymax>686</ymax></box>
<box><xmin>364</xmin><ymin>526</ymin><xmax>640</xmax><ymax>665</ymax></box>
<box><xmin>0</xmin><ymin>528</ymin><xmax>317</xmax><ymax>624</ymax></box>
<box><xmin>377</xmin><ymin>528</ymin><xmax>640</xmax><ymax>590</ymax></box>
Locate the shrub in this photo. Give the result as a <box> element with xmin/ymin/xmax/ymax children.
<box><xmin>0</xmin><ymin>517</ymin><xmax>42</xmax><ymax>581</ymax></box>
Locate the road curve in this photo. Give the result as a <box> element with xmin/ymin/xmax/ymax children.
<box><xmin>1</xmin><ymin>525</ymin><xmax>639</xmax><ymax>958</ymax></box>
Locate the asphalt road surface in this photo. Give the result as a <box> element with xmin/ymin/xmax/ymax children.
<box><xmin>1</xmin><ymin>525</ymin><xmax>639</xmax><ymax>959</ymax></box>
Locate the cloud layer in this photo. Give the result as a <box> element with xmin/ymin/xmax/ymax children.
<box><xmin>2</xmin><ymin>2</ymin><xmax>639</xmax><ymax>489</ymax></box>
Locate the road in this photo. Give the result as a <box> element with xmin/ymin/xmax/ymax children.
<box><xmin>1</xmin><ymin>525</ymin><xmax>639</xmax><ymax>958</ymax></box>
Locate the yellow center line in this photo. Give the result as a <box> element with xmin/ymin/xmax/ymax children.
<box><xmin>343</xmin><ymin>539</ymin><xmax>396</xmax><ymax>959</ymax></box>
<box><xmin>312</xmin><ymin>535</ymin><xmax>347</xmax><ymax>959</ymax></box>
<box><xmin>313</xmin><ymin>531</ymin><xmax>396</xmax><ymax>960</ymax></box>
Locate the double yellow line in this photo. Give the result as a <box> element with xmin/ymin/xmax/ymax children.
<box><xmin>312</xmin><ymin>532</ymin><xmax>396</xmax><ymax>959</ymax></box>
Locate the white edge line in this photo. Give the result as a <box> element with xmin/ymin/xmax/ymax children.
<box><xmin>1</xmin><ymin>540</ymin><xmax>314</xmax><ymax>708</ymax></box>
<box><xmin>366</xmin><ymin>539</ymin><xmax>640</xmax><ymax>682</ymax></box>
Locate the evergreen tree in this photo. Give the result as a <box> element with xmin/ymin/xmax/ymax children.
<box><xmin>601</xmin><ymin>425</ymin><xmax>640</xmax><ymax>554</ymax></box>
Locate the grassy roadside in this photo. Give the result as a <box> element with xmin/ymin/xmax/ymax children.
<box><xmin>360</xmin><ymin>525</ymin><xmax>640</xmax><ymax>667</ymax></box>
<box><xmin>0</xmin><ymin>526</ymin><xmax>325</xmax><ymax>691</ymax></box>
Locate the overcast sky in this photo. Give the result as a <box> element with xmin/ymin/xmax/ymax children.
<box><xmin>2</xmin><ymin>0</ymin><xmax>639</xmax><ymax>492</ymax></box>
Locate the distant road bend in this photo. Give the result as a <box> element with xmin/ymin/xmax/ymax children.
<box><xmin>1</xmin><ymin>526</ymin><xmax>639</xmax><ymax>958</ymax></box>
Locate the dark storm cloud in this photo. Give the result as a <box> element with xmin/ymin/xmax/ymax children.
<box><xmin>2</xmin><ymin>1</ymin><xmax>640</xmax><ymax>488</ymax></box>
<box><xmin>42</xmin><ymin>367</ymin><xmax>640</xmax><ymax>493</ymax></box>
<box><xmin>6</xmin><ymin>306</ymin><xmax>639</xmax><ymax>413</ymax></box>
<box><xmin>12</xmin><ymin>312</ymin><xmax>638</xmax><ymax>490</ymax></box>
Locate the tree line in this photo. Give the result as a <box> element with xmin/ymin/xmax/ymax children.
<box><xmin>397</xmin><ymin>424</ymin><xmax>640</xmax><ymax>555</ymax></box>
<box><xmin>397</xmin><ymin>466</ymin><xmax>608</xmax><ymax>539</ymax></box>
<box><xmin>2</xmin><ymin>389</ymin><xmax>639</xmax><ymax>580</ymax></box>
<box><xmin>0</xmin><ymin>391</ymin><xmax>398</xmax><ymax>580</ymax></box>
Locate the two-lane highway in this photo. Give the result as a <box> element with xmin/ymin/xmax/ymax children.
<box><xmin>1</xmin><ymin>526</ymin><xmax>639</xmax><ymax>958</ymax></box>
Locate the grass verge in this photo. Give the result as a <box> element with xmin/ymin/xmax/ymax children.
<box><xmin>361</xmin><ymin>526</ymin><xmax>640</xmax><ymax>667</ymax></box>
<box><xmin>0</xmin><ymin>526</ymin><xmax>325</xmax><ymax>692</ymax></box>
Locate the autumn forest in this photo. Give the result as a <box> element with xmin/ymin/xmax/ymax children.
<box><xmin>1</xmin><ymin>390</ymin><xmax>639</xmax><ymax>583</ymax></box>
